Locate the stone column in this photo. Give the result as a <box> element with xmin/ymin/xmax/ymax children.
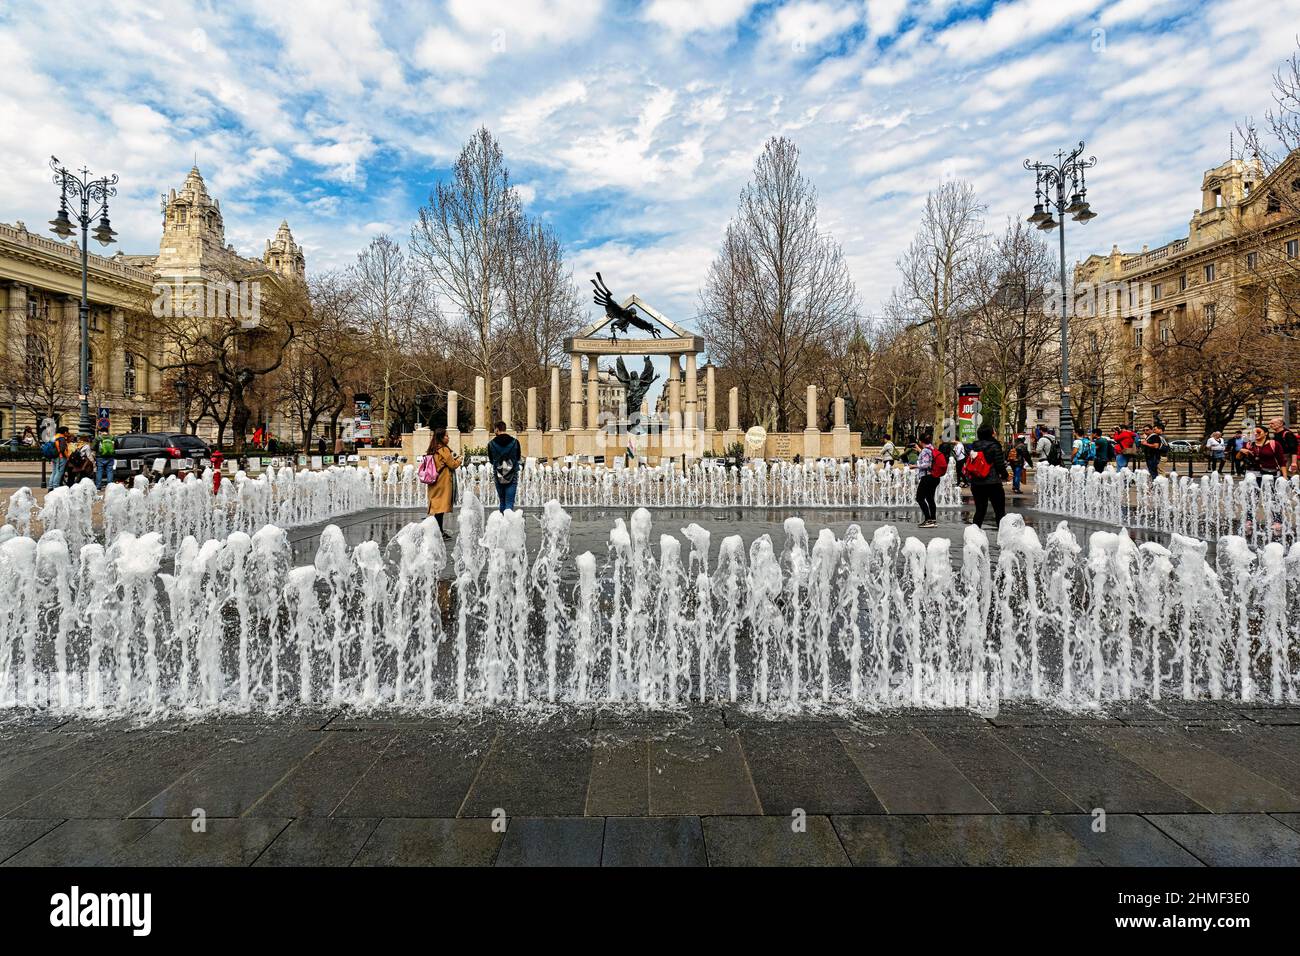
<box><xmin>446</xmin><ymin>389</ymin><xmax>461</xmax><ymax>455</ymax></box>
<box><xmin>471</xmin><ymin>375</ymin><xmax>489</xmax><ymax>451</ymax></box>
<box><xmin>526</xmin><ymin>385</ymin><xmax>542</xmax><ymax>459</ymax></box>
<box><xmin>803</xmin><ymin>384</ymin><xmax>821</xmax><ymax>460</ymax></box>
<box><xmin>500</xmin><ymin>375</ymin><xmax>512</xmax><ymax>432</ymax></box>
<box><xmin>668</xmin><ymin>355</ymin><xmax>681</xmax><ymax>429</ymax></box>
<box><xmin>569</xmin><ymin>353</ymin><xmax>582</xmax><ymax>432</ymax></box>
<box><xmin>832</xmin><ymin>395</ymin><xmax>851</xmax><ymax>458</ymax></box>
<box><xmin>549</xmin><ymin>365</ymin><xmax>561</xmax><ymax>431</ymax></box>
<box><xmin>684</xmin><ymin>353</ymin><xmax>698</xmax><ymax>431</ymax></box>
<box><xmin>586</xmin><ymin>355</ymin><xmax>599</xmax><ymax>431</ymax></box>
<box><xmin>705</xmin><ymin>364</ymin><xmax>716</xmax><ymax>431</ymax></box>
<box><xmin>724</xmin><ymin>386</ymin><xmax>742</xmax><ymax>455</ymax></box>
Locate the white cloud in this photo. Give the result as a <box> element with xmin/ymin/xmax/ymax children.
<box><xmin>642</xmin><ymin>0</ymin><xmax>758</xmax><ymax>35</ymax></box>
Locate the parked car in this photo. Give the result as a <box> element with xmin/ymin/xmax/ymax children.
<box><xmin>1169</xmin><ymin>439</ymin><xmax>1202</xmax><ymax>455</ymax></box>
<box><xmin>111</xmin><ymin>432</ymin><xmax>213</xmax><ymax>478</ymax></box>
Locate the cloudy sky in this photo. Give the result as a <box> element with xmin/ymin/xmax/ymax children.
<box><xmin>1</xmin><ymin>0</ymin><xmax>1297</xmax><ymax>330</ymax></box>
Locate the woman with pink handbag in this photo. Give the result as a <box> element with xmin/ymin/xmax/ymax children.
<box><xmin>423</xmin><ymin>428</ymin><xmax>461</xmax><ymax>535</ymax></box>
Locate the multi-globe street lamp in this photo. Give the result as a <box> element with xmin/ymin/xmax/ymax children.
<box><xmin>47</xmin><ymin>156</ymin><xmax>119</xmax><ymax>436</ymax></box>
<box><xmin>1024</xmin><ymin>141</ymin><xmax>1097</xmax><ymax>462</ymax></box>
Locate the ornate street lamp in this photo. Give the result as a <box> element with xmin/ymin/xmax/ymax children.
<box><xmin>49</xmin><ymin>156</ymin><xmax>118</xmax><ymax>436</ymax></box>
<box><xmin>1024</xmin><ymin>141</ymin><xmax>1098</xmax><ymax>463</ymax></box>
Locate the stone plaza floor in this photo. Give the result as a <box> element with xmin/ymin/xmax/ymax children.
<box><xmin>2</xmin><ymin>702</ymin><xmax>1299</xmax><ymax>866</ymax></box>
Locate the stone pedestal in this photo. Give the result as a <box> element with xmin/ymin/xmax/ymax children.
<box><xmin>723</xmin><ymin>385</ymin><xmax>742</xmax><ymax>454</ymax></box>
<box><xmin>470</xmin><ymin>375</ymin><xmax>489</xmax><ymax>452</ymax></box>
<box><xmin>832</xmin><ymin>396</ymin><xmax>852</xmax><ymax>458</ymax></box>
<box><xmin>525</xmin><ymin>386</ymin><xmax>542</xmax><ymax>459</ymax></box>
<box><xmin>803</xmin><ymin>385</ymin><xmax>821</xmax><ymax>459</ymax></box>
<box><xmin>501</xmin><ymin>375</ymin><xmax>513</xmax><ymax>432</ymax></box>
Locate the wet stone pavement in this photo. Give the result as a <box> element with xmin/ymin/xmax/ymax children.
<box><xmin>1</xmin><ymin>702</ymin><xmax>1299</xmax><ymax>866</ymax></box>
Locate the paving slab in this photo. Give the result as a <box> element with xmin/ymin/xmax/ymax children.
<box><xmin>352</xmin><ymin>818</ymin><xmax>502</xmax><ymax>866</ymax></box>
<box><xmin>495</xmin><ymin>817</ymin><xmax>605</xmax><ymax>866</ymax></box>
<box><xmin>585</xmin><ymin>737</ymin><xmax>649</xmax><ymax>816</ymax></box>
<box><xmin>3</xmin><ymin>819</ymin><xmax>164</xmax><ymax>866</ymax></box>
<box><xmin>1093</xmin><ymin>726</ymin><xmax>1300</xmax><ymax>812</ymax></box>
<box><xmin>11</xmin><ymin>730</ymin><xmax>224</xmax><ymax>819</ymax></box>
<box><xmin>1241</xmin><ymin>708</ymin><xmax>1300</xmax><ymax>726</ymax></box>
<box><xmin>334</xmin><ymin>729</ymin><xmax>494</xmax><ymax>817</ymax></box>
<box><xmin>739</xmin><ymin>727</ymin><xmax>882</xmax><ymax>814</ymax></box>
<box><xmin>922</xmin><ymin>727</ymin><xmax>1079</xmax><ymax>813</ymax></box>
<box><xmin>254</xmin><ymin>818</ymin><xmax>381</xmax><ymax>866</ymax></box>
<box><xmin>995</xmin><ymin>726</ymin><xmax>1204</xmax><ymax>813</ymax></box>
<box><xmin>924</xmin><ymin>814</ymin><xmax>1100</xmax><ymax>866</ymax></box>
<box><xmin>601</xmin><ymin>816</ymin><xmax>706</xmax><ymax>866</ymax></box>
<box><xmin>648</xmin><ymin>730</ymin><xmax>761</xmax><ymax>816</ymax></box>
<box><xmin>246</xmin><ymin>731</ymin><xmax>395</xmax><ymax>817</ymax></box>
<box><xmin>831</xmin><ymin>815</ymin><xmax>961</xmax><ymax>865</ymax></box>
<box><xmin>702</xmin><ymin>815</ymin><xmax>850</xmax><ymax>866</ymax></box>
<box><xmin>0</xmin><ymin>732</ymin><xmax>131</xmax><ymax>816</ymax></box>
<box><xmin>835</xmin><ymin>727</ymin><xmax>995</xmax><ymax>813</ymax></box>
<box><xmin>460</xmin><ymin>730</ymin><xmax>593</xmax><ymax>817</ymax></box>
<box><xmin>0</xmin><ymin>818</ymin><xmax>64</xmax><ymax>864</ymax></box>
<box><xmin>111</xmin><ymin>817</ymin><xmax>291</xmax><ymax>866</ymax></box>
<box><xmin>1271</xmin><ymin>813</ymin><xmax>1300</xmax><ymax>835</ymax></box>
<box><xmin>132</xmin><ymin>731</ymin><xmax>325</xmax><ymax>818</ymax></box>
<box><xmin>1145</xmin><ymin>813</ymin><xmax>1300</xmax><ymax>866</ymax></box>
<box><xmin>1052</xmin><ymin>814</ymin><xmax>1203</xmax><ymax>867</ymax></box>
<box><xmin>1183</xmin><ymin>727</ymin><xmax>1300</xmax><ymax>798</ymax></box>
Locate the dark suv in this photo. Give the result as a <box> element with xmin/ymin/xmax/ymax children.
<box><xmin>111</xmin><ymin>432</ymin><xmax>213</xmax><ymax>478</ymax></box>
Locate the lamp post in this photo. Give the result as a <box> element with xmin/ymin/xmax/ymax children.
<box><xmin>1088</xmin><ymin>376</ymin><xmax>1101</xmax><ymax>432</ymax></box>
<box><xmin>48</xmin><ymin>156</ymin><xmax>118</xmax><ymax>437</ymax></box>
<box><xmin>1024</xmin><ymin>141</ymin><xmax>1097</xmax><ymax>464</ymax></box>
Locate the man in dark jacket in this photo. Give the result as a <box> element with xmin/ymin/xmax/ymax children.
<box><xmin>1091</xmin><ymin>428</ymin><xmax>1116</xmax><ymax>473</ymax></box>
<box><xmin>966</xmin><ymin>425</ymin><xmax>1009</xmax><ymax>528</ymax></box>
<box><xmin>487</xmin><ymin>420</ymin><xmax>522</xmax><ymax>512</ymax></box>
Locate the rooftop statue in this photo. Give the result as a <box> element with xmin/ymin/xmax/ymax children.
<box><xmin>590</xmin><ymin>272</ymin><xmax>662</xmax><ymax>340</ymax></box>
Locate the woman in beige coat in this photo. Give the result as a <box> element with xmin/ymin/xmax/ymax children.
<box><xmin>425</xmin><ymin>427</ymin><xmax>462</xmax><ymax>534</ymax></box>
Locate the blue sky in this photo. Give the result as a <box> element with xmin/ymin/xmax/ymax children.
<box><xmin>1</xmin><ymin>0</ymin><xmax>1297</xmax><ymax>328</ymax></box>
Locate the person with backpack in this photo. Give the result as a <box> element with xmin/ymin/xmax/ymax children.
<box><xmin>1141</xmin><ymin>423</ymin><xmax>1168</xmax><ymax>478</ymax></box>
<box><xmin>1072</xmin><ymin>432</ymin><xmax>1096</xmax><ymax>466</ymax></box>
<box><xmin>1090</xmin><ymin>428</ymin><xmax>1115</xmax><ymax>474</ymax></box>
<box><xmin>1268</xmin><ymin>417</ymin><xmax>1298</xmax><ymax>477</ymax></box>
<box><xmin>912</xmin><ymin>430</ymin><xmax>944</xmax><ymax>528</ymax></box>
<box><xmin>1007</xmin><ymin>434</ymin><xmax>1029</xmax><ymax>493</ymax></box>
<box><xmin>487</xmin><ymin>420</ymin><xmax>522</xmax><ymax>512</ymax></box>
<box><xmin>965</xmin><ymin>425</ymin><xmax>1008</xmax><ymax>529</ymax></box>
<box><xmin>65</xmin><ymin>433</ymin><xmax>95</xmax><ymax>487</ymax></box>
<box><xmin>1113</xmin><ymin>425</ymin><xmax>1136</xmax><ymax>471</ymax></box>
<box><xmin>424</xmin><ymin>427</ymin><xmax>462</xmax><ymax>535</ymax></box>
<box><xmin>44</xmin><ymin>426</ymin><xmax>71</xmax><ymax>490</ymax></box>
<box><xmin>94</xmin><ymin>428</ymin><xmax>116</xmax><ymax>490</ymax></box>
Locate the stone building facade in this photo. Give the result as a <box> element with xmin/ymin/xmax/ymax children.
<box><xmin>0</xmin><ymin>166</ymin><xmax>303</xmax><ymax>438</ymax></box>
<box><xmin>1071</xmin><ymin>150</ymin><xmax>1300</xmax><ymax>440</ymax></box>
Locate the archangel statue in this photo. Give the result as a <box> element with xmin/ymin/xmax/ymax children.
<box><xmin>612</xmin><ymin>355</ymin><xmax>659</xmax><ymax>426</ymax></box>
<box><xmin>591</xmin><ymin>273</ymin><xmax>662</xmax><ymax>340</ymax></box>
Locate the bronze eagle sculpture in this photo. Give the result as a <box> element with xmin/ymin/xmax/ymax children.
<box><xmin>591</xmin><ymin>272</ymin><xmax>662</xmax><ymax>340</ymax></box>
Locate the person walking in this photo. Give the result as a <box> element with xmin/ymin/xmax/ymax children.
<box><xmin>912</xmin><ymin>431</ymin><xmax>944</xmax><ymax>528</ymax></box>
<box><xmin>1007</xmin><ymin>434</ymin><xmax>1029</xmax><ymax>493</ymax></box>
<box><xmin>1034</xmin><ymin>428</ymin><xmax>1053</xmax><ymax>471</ymax></box>
<box><xmin>1072</xmin><ymin>431</ymin><xmax>1096</xmax><ymax>467</ymax></box>
<box><xmin>1268</xmin><ymin>417</ymin><xmax>1298</xmax><ymax>476</ymax></box>
<box><xmin>1091</xmin><ymin>428</ymin><xmax>1115</xmax><ymax>474</ymax></box>
<box><xmin>1140</xmin><ymin>423</ymin><xmax>1167</xmax><ymax>478</ymax></box>
<box><xmin>965</xmin><ymin>425</ymin><xmax>1008</xmax><ymax>529</ymax></box>
<box><xmin>878</xmin><ymin>436</ymin><xmax>896</xmax><ymax>466</ymax></box>
<box><xmin>487</xmin><ymin>420</ymin><xmax>522</xmax><ymax>512</ymax></box>
<box><xmin>1231</xmin><ymin>429</ymin><xmax>1247</xmax><ymax>476</ymax></box>
<box><xmin>1113</xmin><ymin>424</ymin><xmax>1136</xmax><ymax>471</ymax></box>
<box><xmin>94</xmin><ymin>428</ymin><xmax>116</xmax><ymax>490</ymax></box>
<box><xmin>65</xmin><ymin>433</ymin><xmax>95</xmax><ymax>486</ymax></box>
<box><xmin>1205</xmin><ymin>431</ymin><xmax>1226</xmax><ymax>474</ymax></box>
<box><xmin>425</xmin><ymin>427</ymin><xmax>462</xmax><ymax>536</ymax></box>
<box><xmin>45</xmin><ymin>426</ymin><xmax>71</xmax><ymax>490</ymax></box>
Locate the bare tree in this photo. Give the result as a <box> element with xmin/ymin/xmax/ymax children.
<box><xmin>0</xmin><ymin>299</ymin><xmax>80</xmax><ymax>426</ymax></box>
<box><xmin>866</xmin><ymin>299</ymin><xmax>929</xmax><ymax>440</ymax></box>
<box><xmin>700</xmin><ymin>136</ymin><xmax>858</xmax><ymax>432</ymax></box>
<box><xmin>352</xmin><ymin>235</ymin><xmax>432</xmax><ymax>441</ymax></box>
<box><xmin>410</xmin><ymin>127</ymin><xmax>522</xmax><ymax>420</ymax></box>
<box><xmin>894</xmin><ymin>180</ymin><xmax>986</xmax><ymax>435</ymax></box>
<box><xmin>966</xmin><ymin>218</ymin><xmax>1059</xmax><ymax>434</ymax></box>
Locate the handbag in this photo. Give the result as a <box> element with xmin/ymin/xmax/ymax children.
<box><xmin>417</xmin><ymin>453</ymin><xmax>439</xmax><ymax>484</ymax></box>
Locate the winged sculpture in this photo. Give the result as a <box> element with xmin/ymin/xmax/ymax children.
<box><xmin>613</xmin><ymin>355</ymin><xmax>660</xmax><ymax>425</ymax></box>
<box><xmin>591</xmin><ymin>273</ymin><xmax>662</xmax><ymax>340</ymax></box>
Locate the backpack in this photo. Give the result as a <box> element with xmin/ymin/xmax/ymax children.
<box><xmin>417</xmin><ymin>453</ymin><xmax>439</xmax><ymax>485</ymax></box>
<box><xmin>1046</xmin><ymin>439</ymin><xmax>1062</xmax><ymax>467</ymax></box>
<box><xmin>1077</xmin><ymin>437</ymin><xmax>1096</xmax><ymax>461</ymax></box>
<box><xmin>98</xmin><ymin>435</ymin><xmax>115</xmax><ymax>457</ymax></box>
<box><xmin>495</xmin><ymin>455</ymin><xmax>517</xmax><ymax>485</ymax></box>
<box><xmin>930</xmin><ymin>448</ymin><xmax>948</xmax><ymax>478</ymax></box>
<box><xmin>41</xmin><ymin>439</ymin><xmax>57</xmax><ymax>459</ymax></box>
<box><xmin>965</xmin><ymin>449</ymin><xmax>991</xmax><ymax>479</ymax></box>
